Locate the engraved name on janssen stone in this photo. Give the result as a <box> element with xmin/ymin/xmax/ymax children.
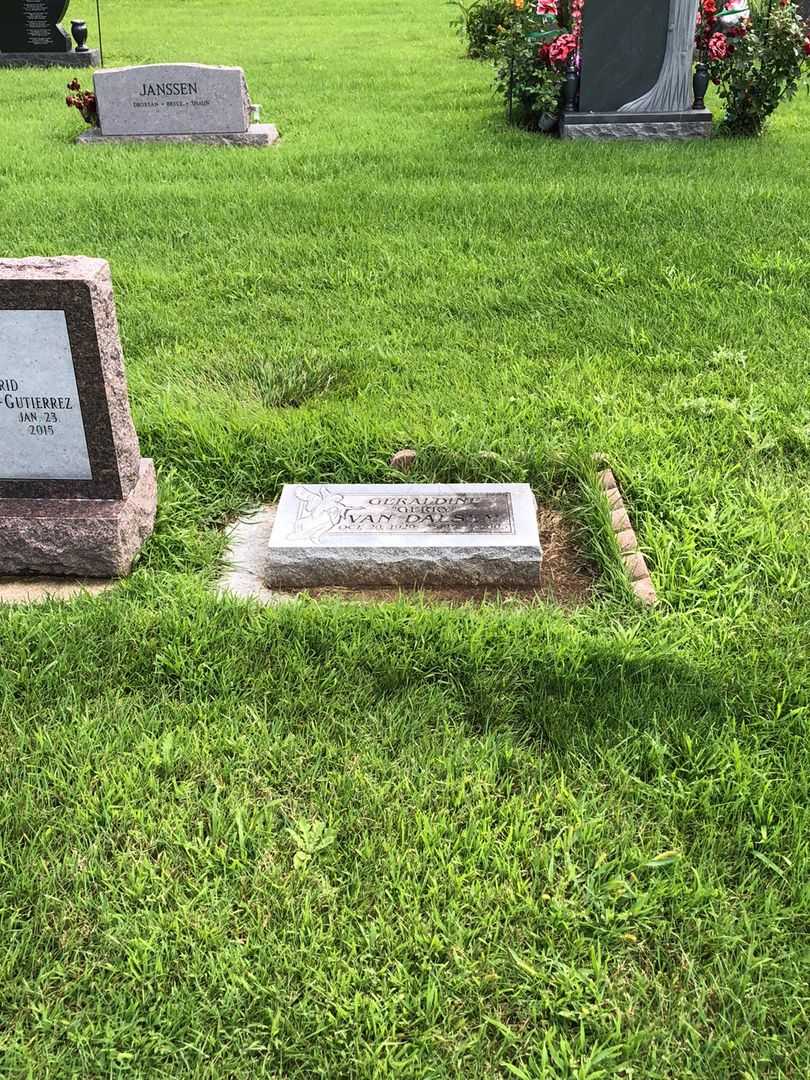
<box><xmin>289</xmin><ymin>490</ymin><xmax>515</xmax><ymax>537</ymax></box>
<box><xmin>138</xmin><ymin>81</ymin><xmax>199</xmax><ymax>97</ymax></box>
<box><xmin>0</xmin><ymin>310</ymin><xmax>91</xmax><ymax>480</ymax></box>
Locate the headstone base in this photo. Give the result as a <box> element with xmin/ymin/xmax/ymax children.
<box><xmin>0</xmin><ymin>458</ymin><xmax>157</xmax><ymax>578</ymax></box>
<box><xmin>268</xmin><ymin>545</ymin><xmax>541</xmax><ymax>589</ymax></box>
<box><xmin>0</xmin><ymin>50</ymin><xmax>100</xmax><ymax>68</ymax></box>
<box><xmin>561</xmin><ymin>110</ymin><xmax>713</xmax><ymax>141</ymax></box>
<box><xmin>0</xmin><ymin>578</ymin><xmax>115</xmax><ymax>605</ymax></box>
<box><xmin>76</xmin><ymin>123</ymin><xmax>280</xmax><ymax>148</ymax></box>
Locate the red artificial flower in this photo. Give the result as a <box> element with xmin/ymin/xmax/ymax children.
<box><xmin>549</xmin><ymin>31</ymin><xmax>577</xmax><ymax>64</ymax></box>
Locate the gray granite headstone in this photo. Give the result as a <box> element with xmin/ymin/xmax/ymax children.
<box><xmin>0</xmin><ymin>257</ymin><xmax>157</xmax><ymax>578</ymax></box>
<box><xmin>94</xmin><ymin>63</ymin><xmax>250</xmax><ymax>136</ymax></box>
<box><xmin>77</xmin><ymin>63</ymin><xmax>279</xmax><ymax>147</ymax></box>
<box><xmin>266</xmin><ymin>484</ymin><xmax>542</xmax><ymax>588</ymax></box>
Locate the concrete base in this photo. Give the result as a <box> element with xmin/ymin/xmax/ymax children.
<box><xmin>76</xmin><ymin>123</ymin><xmax>279</xmax><ymax>147</ymax></box>
<box><xmin>0</xmin><ymin>458</ymin><xmax>157</xmax><ymax>578</ymax></box>
<box><xmin>219</xmin><ymin>504</ymin><xmax>594</xmax><ymax>608</ymax></box>
<box><xmin>561</xmin><ymin>110</ymin><xmax>713</xmax><ymax>141</ymax></box>
<box><xmin>0</xmin><ymin>578</ymin><xmax>115</xmax><ymax>605</ymax></box>
<box><xmin>0</xmin><ymin>50</ymin><xmax>99</xmax><ymax>68</ymax></box>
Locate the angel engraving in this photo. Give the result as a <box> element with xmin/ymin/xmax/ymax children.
<box><xmin>288</xmin><ymin>486</ymin><xmax>347</xmax><ymax>543</ymax></box>
<box><xmin>619</xmin><ymin>0</ymin><xmax>700</xmax><ymax>113</ymax></box>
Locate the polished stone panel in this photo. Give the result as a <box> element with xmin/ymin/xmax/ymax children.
<box><xmin>578</xmin><ymin>0</ymin><xmax>669</xmax><ymax>113</ymax></box>
<box><xmin>0</xmin><ymin>309</ymin><xmax>92</xmax><ymax>480</ymax></box>
<box><xmin>0</xmin><ymin>0</ymin><xmax>70</xmax><ymax>53</ymax></box>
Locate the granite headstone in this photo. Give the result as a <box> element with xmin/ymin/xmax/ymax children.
<box><xmin>266</xmin><ymin>484</ymin><xmax>542</xmax><ymax>588</ymax></box>
<box><xmin>562</xmin><ymin>0</ymin><xmax>712</xmax><ymax>140</ymax></box>
<box><xmin>0</xmin><ymin>0</ymin><xmax>99</xmax><ymax>67</ymax></box>
<box><xmin>0</xmin><ymin>257</ymin><xmax>156</xmax><ymax>577</ymax></box>
<box><xmin>77</xmin><ymin>63</ymin><xmax>279</xmax><ymax>147</ymax></box>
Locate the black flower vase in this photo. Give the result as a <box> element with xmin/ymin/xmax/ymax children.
<box><xmin>71</xmin><ymin>20</ymin><xmax>89</xmax><ymax>53</ymax></box>
<box><xmin>564</xmin><ymin>53</ymin><xmax>579</xmax><ymax>113</ymax></box>
<box><xmin>693</xmin><ymin>62</ymin><xmax>710</xmax><ymax>110</ymax></box>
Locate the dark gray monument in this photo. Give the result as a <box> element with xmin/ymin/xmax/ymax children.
<box><xmin>0</xmin><ymin>0</ymin><xmax>99</xmax><ymax>67</ymax></box>
<box><xmin>561</xmin><ymin>0</ymin><xmax>712</xmax><ymax>140</ymax></box>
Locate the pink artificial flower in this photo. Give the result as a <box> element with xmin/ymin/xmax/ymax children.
<box><xmin>536</xmin><ymin>0</ymin><xmax>557</xmax><ymax>14</ymax></box>
<box><xmin>708</xmin><ymin>31</ymin><xmax>729</xmax><ymax>59</ymax></box>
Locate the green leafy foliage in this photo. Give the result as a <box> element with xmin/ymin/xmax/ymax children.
<box><xmin>492</xmin><ymin>2</ymin><xmax>579</xmax><ymax>128</ymax></box>
<box><xmin>449</xmin><ymin>0</ymin><xmax>513</xmax><ymax>59</ymax></box>
<box><xmin>698</xmin><ymin>0</ymin><xmax>810</xmax><ymax>136</ymax></box>
<box><xmin>288</xmin><ymin>818</ymin><xmax>337</xmax><ymax>870</ymax></box>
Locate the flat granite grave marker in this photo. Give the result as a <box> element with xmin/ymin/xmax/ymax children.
<box><xmin>266</xmin><ymin>484</ymin><xmax>542</xmax><ymax>588</ymax></box>
<box><xmin>562</xmin><ymin>0</ymin><xmax>712</xmax><ymax>140</ymax></box>
<box><xmin>77</xmin><ymin>63</ymin><xmax>279</xmax><ymax>147</ymax></box>
<box><xmin>0</xmin><ymin>256</ymin><xmax>156</xmax><ymax>577</ymax></box>
<box><xmin>0</xmin><ymin>0</ymin><xmax>99</xmax><ymax>67</ymax></box>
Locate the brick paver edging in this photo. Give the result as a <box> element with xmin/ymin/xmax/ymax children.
<box><xmin>597</xmin><ymin>467</ymin><xmax>657</xmax><ymax>606</ymax></box>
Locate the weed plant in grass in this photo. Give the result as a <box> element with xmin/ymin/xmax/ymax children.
<box><xmin>0</xmin><ymin>0</ymin><xmax>808</xmax><ymax>1076</ymax></box>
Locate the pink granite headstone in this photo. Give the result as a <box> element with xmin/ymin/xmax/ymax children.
<box><xmin>0</xmin><ymin>257</ymin><xmax>156</xmax><ymax>577</ymax></box>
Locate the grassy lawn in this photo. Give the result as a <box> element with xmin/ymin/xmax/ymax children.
<box><xmin>1</xmin><ymin>0</ymin><xmax>809</xmax><ymax>1075</ymax></box>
